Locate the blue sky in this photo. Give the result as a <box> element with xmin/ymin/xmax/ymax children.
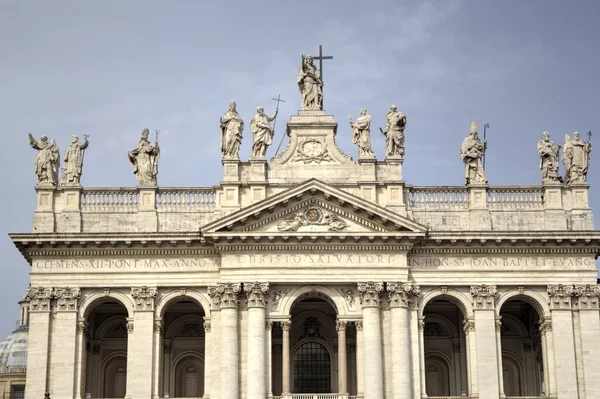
<box><xmin>0</xmin><ymin>0</ymin><xmax>599</xmax><ymax>338</ymax></box>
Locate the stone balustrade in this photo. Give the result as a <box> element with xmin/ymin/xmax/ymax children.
<box><xmin>408</xmin><ymin>186</ymin><xmax>469</xmax><ymax>209</ymax></box>
<box><xmin>81</xmin><ymin>188</ymin><xmax>139</xmax><ymax>212</ymax></box>
<box><xmin>487</xmin><ymin>186</ymin><xmax>544</xmax><ymax>209</ymax></box>
<box><xmin>156</xmin><ymin>187</ymin><xmax>218</xmax><ymax>211</ymax></box>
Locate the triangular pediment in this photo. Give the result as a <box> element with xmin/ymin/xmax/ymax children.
<box><xmin>202</xmin><ymin>179</ymin><xmax>427</xmax><ymax>238</ymax></box>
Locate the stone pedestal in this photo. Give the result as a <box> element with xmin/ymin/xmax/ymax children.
<box><xmin>248</xmin><ymin>159</ymin><xmax>268</xmax><ymax>204</ymax></box>
<box><xmin>543</xmin><ymin>182</ymin><xmax>567</xmax><ymax>229</ymax></box>
<box><xmin>569</xmin><ymin>182</ymin><xmax>593</xmax><ymax>230</ymax></box>
<box><xmin>57</xmin><ymin>185</ymin><xmax>83</xmax><ymax>232</ymax></box>
<box><xmin>138</xmin><ymin>186</ymin><xmax>158</xmax><ymax>232</ymax></box>
<box><xmin>221</xmin><ymin>159</ymin><xmax>241</xmax><ymax>210</ymax></box>
<box><xmin>33</xmin><ymin>185</ymin><xmax>56</xmax><ymax>233</ymax></box>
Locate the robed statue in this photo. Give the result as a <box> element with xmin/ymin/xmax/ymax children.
<box><xmin>220</xmin><ymin>100</ymin><xmax>243</xmax><ymax>159</ymax></box>
<box><xmin>128</xmin><ymin>128</ymin><xmax>160</xmax><ymax>186</ymax></box>
<box><xmin>563</xmin><ymin>132</ymin><xmax>592</xmax><ymax>184</ymax></box>
<box><xmin>460</xmin><ymin>121</ymin><xmax>488</xmax><ymax>185</ymax></box>
<box><xmin>349</xmin><ymin>108</ymin><xmax>374</xmax><ymax>158</ymax></box>
<box><xmin>29</xmin><ymin>133</ymin><xmax>60</xmax><ymax>185</ymax></box>
<box><xmin>61</xmin><ymin>135</ymin><xmax>89</xmax><ymax>186</ymax></box>
<box><xmin>250</xmin><ymin>106</ymin><xmax>278</xmax><ymax>158</ymax></box>
<box><xmin>381</xmin><ymin>105</ymin><xmax>406</xmax><ymax>159</ymax></box>
<box><xmin>297</xmin><ymin>54</ymin><xmax>323</xmax><ymax>110</ymax></box>
<box><xmin>537</xmin><ymin>131</ymin><xmax>561</xmax><ymax>183</ymax></box>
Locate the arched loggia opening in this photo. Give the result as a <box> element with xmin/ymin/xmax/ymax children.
<box><xmin>161</xmin><ymin>298</ymin><xmax>206</xmax><ymax>398</ymax></box>
<box><xmin>84</xmin><ymin>301</ymin><xmax>129</xmax><ymax>398</ymax></box>
<box><xmin>499</xmin><ymin>299</ymin><xmax>544</xmax><ymax>397</ymax></box>
<box><xmin>423</xmin><ymin>299</ymin><xmax>469</xmax><ymax>397</ymax></box>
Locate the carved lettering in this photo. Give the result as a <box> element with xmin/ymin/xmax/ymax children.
<box><xmin>235</xmin><ymin>253</ymin><xmax>396</xmax><ymax>267</ymax></box>
<box><xmin>408</xmin><ymin>256</ymin><xmax>594</xmax><ymax>268</ymax></box>
<box><xmin>33</xmin><ymin>257</ymin><xmax>218</xmax><ymax>272</ymax></box>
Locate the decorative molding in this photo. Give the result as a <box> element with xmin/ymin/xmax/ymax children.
<box><xmin>292</xmin><ymin>138</ymin><xmax>333</xmax><ymax>164</ymax></box>
<box><xmin>126</xmin><ymin>318</ymin><xmax>134</xmax><ymax>334</ymax></box>
<box><xmin>130</xmin><ymin>286</ymin><xmax>158</xmax><ymax>311</ymax></box>
<box><xmin>336</xmin><ymin>320</ymin><xmax>348</xmax><ymax>332</ymax></box>
<box><xmin>387</xmin><ymin>282</ymin><xmax>421</xmax><ymax>308</ymax></box>
<box><xmin>25</xmin><ymin>286</ymin><xmax>53</xmax><ymax>311</ymax></box>
<box><xmin>338</xmin><ymin>288</ymin><xmax>355</xmax><ymax>308</ymax></box>
<box><xmin>203</xmin><ymin>320</ymin><xmax>211</xmax><ymax>332</ymax></box>
<box><xmin>214</xmin><ymin>243</ymin><xmax>412</xmax><ymax>252</ymax></box>
<box><xmin>244</xmin><ymin>282</ymin><xmax>270</xmax><ymax>308</ymax></box>
<box><xmin>495</xmin><ymin>316</ymin><xmax>503</xmax><ymax>332</ymax></box>
<box><xmin>462</xmin><ymin>318</ymin><xmax>475</xmax><ymax>334</ymax></box>
<box><xmin>271</xmin><ymin>289</ymin><xmax>289</xmax><ymax>310</ymax></box>
<box><xmin>538</xmin><ymin>318</ymin><xmax>552</xmax><ymax>335</ymax></box>
<box><xmin>354</xmin><ymin>320</ymin><xmax>363</xmax><ymax>331</ymax></box>
<box><xmin>418</xmin><ymin>318</ymin><xmax>425</xmax><ymax>332</ymax></box>
<box><xmin>76</xmin><ymin>319</ymin><xmax>88</xmax><ymax>334</ymax></box>
<box><xmin>281</xmin><ymin>320</ymin><xmax>291</xmax><ymax>331</ymax></box>
<box><xmin>266</xmin><ymin>321</ymin><xmax>273</xmax><ymax>331</ymax></box>
<box><xmin>208</xmin><ymin>283</ymin><xmax>241</xmax><ymax>309</ymax></box>
<box><xmin>573</xmin><ymin>285</ymin><xmax>600</xmax><ymax>309</ymax></box>
<box><xmin>357</xmin><ymin>282</ymin><xmax>384</xmax><ymax>308</ymax></box>
<box><xmin>154</xmin><ymin>318</ymin><xmax>163</xmax><ymax>334</ymax></box>
<box><xmin>547</xmin><ymin>284</ymin><xmax>575</xmax><ymax>309</ymax></box>
<box><xmin>53</xmin><ymin>287</ymin><xmax>81</xmax><ymax>311</ymax></box>
<box><xmin>277</xmin><ymin>206</ymin><xmax>349</xmax><ymax>232</ymax></box>
<box><xmin>470</xmin><ymin>284</ymin><xmax>498</xmax><ymax>309</ymax></box>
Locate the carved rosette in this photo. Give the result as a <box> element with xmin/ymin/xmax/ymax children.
<box><xmin>462</xmin><ymin>318</ymin><xmax>475</xmax><ymax>334</ymax></box>
<box><xmin>54</xmin><ymin>287</ymin><xmax>81</xmax><ymax>311</ymax></box>
<box><xmin>547</xmin><ymin>284</ymin><xmax>575</xmax><ymax>309</ymax></box>
<box><xmin>387</xmin><ymin>282</ymin><xmax>421</xmax><ymax>308</ymax></box>
<box><xmin>26</xmin><ymin>287</ymin><xmax>53</xmax><ymax>311</ymax></box>
<box><xmin>336</xmin><ymin>320</ymin><xmax>348</xmax><ymax>332</ymax></box>
<box><xmin>573</xmin><ymin>285</ymin><xmax>600</xmax><ymax>310</ymax></box>
<box><xmin>244</xmin><ymin>282</ymin><xmax>270</xmax><ymax>308</ymax></box>
<box><xmin>538</xmin><ymin>318</ymin><xmax>552</xmax><ymax>335</ymax></box>
<box><xmin>131</xmin><ymin>286</ymin><xmax>158</xmax><ymax>311</ymax></box>
<box><xmin>470</xmin><ymin>284</ymin><xmax>498</xmax><ymax>309</ymax></box>
<box><xmin>208</xmin><ymin>283</ymin><xmax>241</xmax><ymax>309</ymax></box>
<box><xmin>357</xmin><ymin>282</ymin><xmax>384</xmax><ymax>308</ymax></box>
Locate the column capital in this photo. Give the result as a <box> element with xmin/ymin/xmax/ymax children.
<box><xmin>266</xmin><ymin>320</ymin><xmax>274</xmax><ymax>331</ymax></box>
<box><xmin>354</xmin><ymin>320</ymin><xmax>363</xmax><ymax>331</ymax></box>
<box><xmin>25</xmin><ymin>286</ymin><xmax>53</xmax><ymax>312</ymax></box>
<box><xmin>131</xmin><ymin>286</ymin><xmax>158</xmax><ymax>311</ymax></box>
<box><xmin>387</xmin><ymin>282</ymin><xmax>420</xmax><ymax>308</ymax></box>
<box><xmin>462</xmin><ymin>318</ymin><xmax>475</xmax><ymax>334</ymax></box>
<box><xmin>470</xmin><ymin>284</ymin><xmax>497</xmax><ymax>309</ymax></box>
<box><xmin>126</xmin><ymin>317</ymin><xmax>134</xmax><ymax>334</ymax></box>
<box><xmin>418</xmin><ymin>317</ymin><xmax>425</xmax><ymax>331</ymax></box>
<box><xmin>54</xmin><ymin>287</ymin><xmax>81</xmax><ymax>312</ymax></box>
<box><xmin>495</xmin><ymin>316</ymin><xmax>503</xmax><ymax>332</ymax></box>
<box><xmin>357</xmin><ymin>281</ymin><xmax>384</xmax><ymax>308</ymax></box>
<box><xmin>336</xmin><ymin>320</ymin><xmax>349</xmax><ymax>331</ymax></box>
<box><xmin>76</xmin><ymin>319</ymin><xmax>89</xmax><ymax>334</ymax></box>
<box><xmin>203</xmin><ymin>319</ymin><xmax>211</xmax><ymax>332</ymax></box>
<box><xmin>573</xmin><ymin>284</ymin><xmax>600</xmax><ymax>310</ymax></box>
<box><xmin>244</xmin><ymin>281</ymin><xmax>270</xmax><ymax>308</ymax></box>
<box><xmin>538</xmin><ymin>317</ymin><xmax>552</xmax><ymax>335</ymax></box>
<box><xmin>547</xmin><ymin>284</ymin><xmax>575</xmax><ymax>309</ymax></box>
<box><xmin>154</xmin><ymin>318</ymin><xmax>163</xmax><ymax>334</ymax></box>
<box><xmin>280</xmin><ymin>320</ymin><xmax>291</xmax><ymax>331</ymax></box>
<box><xmin>208</xmin><ymin>283</ymin><xmax>241</xmax><ymax>309</ymax></box>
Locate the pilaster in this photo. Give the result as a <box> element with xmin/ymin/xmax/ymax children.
<box><xmin>33</xmin><ymin>185</ymin><xmax>56</xmax><ymax>232</ymax></box>
<box><xmin>126</xmin><ymin>286</ymin><xmax>157</xmax><ymax>399</ymax></box>
<box><xmin>462</xmin><ymin>317</ymin><xmax>478</xmax><ymax>398</ymax></box>
<box><xmin>73</xmin><ymin>319</ymin><xmax>88</xmax><ymax>399</ymax></box>
<box><xmin>357</xmin><ymin>282</ymin><xmax>384</xmax><ymax>399</ymax></box>
<box><xmin>24</xmin><ymin>287</ymin><xmax>53</xmax><ymax>399</ymax></box>
<box><xmin>574</xmin><ymin>285</ymin><xmax>600</xmax><ymax>397</ymax></box>
<box><xmin>470</xmin><ymin>285</ymin><xmax>499</xmax><ymax>399</ymax></box>
<box><xmin>355</xmin><ymin>321</ymin><xmax>364</xmax><ymax>399</ymax></box>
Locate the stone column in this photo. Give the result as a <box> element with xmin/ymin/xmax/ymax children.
<box><xmin>357</xmin><ymin>282</ymin><xmax>384</xmax><ymax>399</ymax></box>
<box><xmin>387</xmin><ymin>282</ymin><xmax>419</xmax><ymax>399</ymax></box>
<box><xmin>463</xmin><ymin>318</ymin><xmax>478</xmax><ymax>397</ymax></box>
<box><xmin>337</xmin><ymin>320</ymin><xmax>348</xmax><ymax>395</ymax></box>
<box><xmin>281</xmin><ymin>320</ymin><xmax>292</xmax><ymax>396</ymax></box>
<box><xmin>50</xmin><ymin>287</ymin><xmax>81</xmax><ymax>399</ymax></box>
<box><xmin>547</xmin><ymin>285</ymin><xmax>578</xmax><ymax>398</ymax></box>
<box><xmin>418</xmin><ymin>317</ymin><xmax>427</xmax><ymax>396</ymax></box>
<box><xmin>539</xmin><ymin>318</ymin><xmax>557</xmax><ymax>397</ymax></box>
<box><xmin>495</xmin><ymin>316</ymin><xmax>505</xmax><ymax>398</ymax></box>
<box><xmin>152</xmin><ymin>318</ymin><xmax>162</xmax><ymax>399</ymax></box>
<box><xmin>245</xmin><ymin>282</ymin><xmax>269</xmax><ymax>399</ymax></box>
<box><xmin>162</xmin><ymin>339</ymin><xmax>172</xmax><ymax>397</ymax></box>
<box><xmin>203</xmin><ymin>318</ymin><xmax>212</xmax><ymax>399</ymax></box>
<box><xmin>73</xmin><ymin>319</ymin><xmax>88</xmax><ymax>399</ymax></box>
<box><xmin>355</xmin><ymin>321</ymin><xmax>364</xmax><ymax>399</ymax></box>
<box><xmin>575</xmin><ymin>285</ymin><xmax>600</xmax><ymax>398</ymax></box>
<box><xmin>470</xmin><ymin>285</ymin><xmax>500</xmax><ymax>398</ymax></box>
<box><xmin>266</xmin><ymin>321</ymin><xmax>274</xmax><ymax>399</ymax></box>
<box><xmin>24</xmin><ymin>287</ymin><xmax>53</xmax><ymax>399</ymax></box>
<box><xmin>209</xmin><ymin>283</ymin><xmax>241</xmax><ymax>399</ymax></box>
<box><xmin>127</xmin><ymin>286</ymin><xmax>158</xmax><ymax>399</ymax></box>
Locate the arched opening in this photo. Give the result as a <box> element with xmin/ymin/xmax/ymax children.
<box><xmin>423</xmin><ymin>299</ymin><xmax>468</xmax><ymax>396</ymax></box>
<box><xmin>499</xmin><ymin>299</ymin><xmax>544</xmax><ymax>397</ymax></box>
<box><xmin>84</xmin><ymin>301</ymin><xmax>129</xmax><ymax>398</ymax></box>
<box><xmin>161</xmin><ymin>298</ymin><xmax>206</xmax><ymax>398</ymax></box>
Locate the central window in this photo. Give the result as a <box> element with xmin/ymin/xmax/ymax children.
<box><xmin>293</xmin><ymin>340</ymin><xmax>331</xmax><ymax>393</ymax></box>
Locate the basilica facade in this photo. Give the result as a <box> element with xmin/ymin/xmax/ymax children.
<box><xmin>10</xmin><ymin>102</ymin><xmax>600</xmax><ymax>399</ymax></box>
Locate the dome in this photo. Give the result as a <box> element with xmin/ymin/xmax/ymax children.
<box><xmin>0</xmin><ymin>325</ymin><xmax>28</xmax><ymax>374</ymax></box>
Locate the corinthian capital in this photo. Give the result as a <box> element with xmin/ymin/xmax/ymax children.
<box><xmin>244</xmin><ymin>282</ymin><xmax>270</xmax><ymax>308</ymax></box>
<box><xmin>54</xmin><ymin>287</ymin><xmax>81</xmax><ymax>312</ymax></box>
<box><xmin>208</xmin><ymin>283</ymin><xmax>241</xmax><ymax>309</ymax></box>
<box><xmin>547</xmin><ymin>284</ymin><xmax>574</xmax><ymax>309</ymax></box>
<box><xmin>573</xmin><ymin>284</ymin><xmax>600</xmax><ymax>309</ymax></box>
<box><xmin>357</xmin><ymin>282</ymin><xmax>384</xmax><ymax>308</ymax></box>
<box><xmin>470</xmin><ymin>284</ymin><xmax>497</xmax><ymax>309</ymax></box>
<box><xmin>130</xmin><ymin>286</ymin><xmax>158</xmax><ymax>311</ymax></box>
<box><xmin>25</xmin><ymin>286</ymin><xmax>53</xmax><ymax>312</ymax></box>
<box><xmin>387</xmin><ymin>282</ymin><xmax>420</xmax><ymax>308</ymax></box>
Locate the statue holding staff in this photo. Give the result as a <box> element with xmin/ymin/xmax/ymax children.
<box><xmin>563</xmin><ymin>131</ymin><xmax>592</xmax><ymax>184</ymax></box>
<box><xmin>128</xmin><ymin>128</ymin><xmax>160</xmax><ymax>186</ymax></box>
<box><xmin>297</xmin><ymin>54</ymin><xmax>323</xmax><ymax>110</ymax></box>
<box><xmin>460</xmin><ymin>121</ymin><xmax>487</xmax><ymax>185</ymax></box>
<box><xmin>349</xmin><ymin>108</ymin><xmax>374</xmax><ymax>158</ymax></box>
<box><xmin>28</xmin><ymin>133</ymin><xmax>60</xmax><ymax>185</ymax></box>
<box><xmin>220</xmin><ymin>100</ymin><xmax>243</xmax><ymax>159</ymax></box>
<box><xmin>250</xmin><ymin>106</ymin><xmax>278</xmax><ymax>158</ymax></box>
<box><xmin>537</xmin><ymin>131</ymin><xmax>561</xmax><ymax>183</ymax></box>
<box><xmin>60</xmin><ymin>134</ymin><xmax>89</xmax><ymax>186</ymax></box>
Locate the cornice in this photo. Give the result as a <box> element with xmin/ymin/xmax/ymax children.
<box><xmin>215</xmin><ymin>243</ymin><xmax>413</xmax><ymax>252</ymax></box>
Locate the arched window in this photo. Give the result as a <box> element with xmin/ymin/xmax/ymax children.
<box><xmin>293</xmin><ymin>340</ymin><xmax>331</xmax><ymax>393</ymax></box>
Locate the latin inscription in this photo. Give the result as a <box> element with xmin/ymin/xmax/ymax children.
<box><xmin>34</xmin><ymin>258</ymin><xmax>218</xmax><ymax>271</ymax></box>
<box><xmin>235</xmin><ymin>254</ymin><xmax>397</xmax><ymax>266</ymax></box>
<box><xmin>409</xmin><ymin>257</ymin><xmax>594</xmax><ymax>268</ymax></box>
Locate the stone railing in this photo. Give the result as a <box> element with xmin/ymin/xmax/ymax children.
<box><xmin>487</xmin><ymin>186</ymin><xmax>544</xmax><ymax>209</ymax></box>
<box><xmin>157</xmin><ymin>187</ymin><xmax>218</xmax><ymax>211</ymax></box>
<box><xmin>408</xmin><ymin>186</ymin><xmax>469</xmax><ymax>209</ymax></box>
<box><xmin>81</xmin><ymin>188</ymin><xmax>139</xmax><ymax>212</ymax></box>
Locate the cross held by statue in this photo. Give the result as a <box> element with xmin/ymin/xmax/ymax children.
<box><xmin>313</xmin><ymin>44</ymin><xmax>333</xmax><ymax>106</ymax></box>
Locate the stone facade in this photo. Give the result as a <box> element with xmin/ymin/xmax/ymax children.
<box><xmin>10</xmin><ymin>107</ymin><xmax>600</xmax><ymax>399</ymax></box>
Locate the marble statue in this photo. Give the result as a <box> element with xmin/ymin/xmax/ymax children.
<box><xmin>28</xmin><ymin>133</ymin><xmax>60</xmax><ymax>185</ymax></box>
<box><xmin>349</xmin><ymin>109</ymin><xmax>374</xmax><ymax>158</ymax></box>
<box><xmin>220</xmin><ymin>100</ymin><xmax>244</xmax><ymax>159</ymax></box>
<box><xmin>537</xmin><ymin>132</ymin><xmax>561</xmax><ymax>183</ymax></box>
<box><xmin>60</xmin><ymin>135</ymin><xmax>89</xmax><ymax>186</ymax></box>
<box><xmin>297</xmin><ymin>54</ymin><xmax>323</xmax><ymax>110</ymax></box>
<box><xmin>381</xmin><ymin>105</ymin><xmax>406</xmax><ymax>158</ymax></box>
<box><xmin>460</xmin><ymin>121</ymin><xmax>488</xmax><ymax>184</ymax></box>
<box><xmin>250</xmin><ymin>106</ymin><xmax>278</xmax><ymax>158</ymax></box>
<box><xmin>128</xmin><ymin>128</ymin><xmax>160</xmax><ymax>186</ymax></box>
<box><xmin>563</xmin><ymin>132</ymin><xmax>592</xmax><ymax>184</ymax></box>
